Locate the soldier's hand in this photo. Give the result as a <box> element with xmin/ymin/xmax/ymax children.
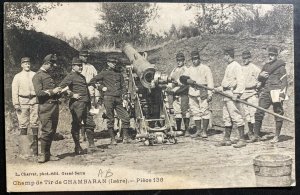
<box><xmin>53</xmin><ymin>87</ymin><xmax>62</xmax><ymax>94</ymax></box>
<box><xmin>14</xmin><ymin>105</ymin><xmax>21</xmax><ymax>112</ymax></box>
<box><xmin>231</xmin><ymin>94</ymin><xmax>239</xmax><ymax>101</ymax></box>
<box><xmin>259</xmin><ymin>71</ymin><xmax>269</xmax><ymax>79</ymax></box>
<box><xmin>72</xmin><ymin>94</ymin><xmax>81</xmax><ymax>100</ymax></box>
<box><xmin>207</xmin><ymin>95</ymin><xmax>213</xmax><ymax>102</ymax></box>
<box><xmin>213</xmin><ymin>86</ymin><xmax>222</xmax><ymax>93</ymax></box>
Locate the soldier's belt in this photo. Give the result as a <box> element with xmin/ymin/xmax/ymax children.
<box><xmin>245</xmin><ymin>86</ymin><xmax>257</xmax><ymax>90</ymax></box>
<box><xmin>19</xmin><ymin>95</ymin><xmax>36</xmax><ymax>98</ymax></box>
<box><xmin>46</xmin><ymin>100</ymin><xmax>60</xmax><ymax>104</ymax></box>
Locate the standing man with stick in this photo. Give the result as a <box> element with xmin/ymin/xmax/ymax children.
<box><xmin>185</xmin><ymin>50</ymin><xmax>214</xmax><ymax>139</ymax></box>
<box><xmin>239</xmin><ymin>50</ymin><xmax>261</xmax><ymax>140</ymax></box>
<box><xmin>12</xmin><ymin>57</ymin><xmax>39</xmax><ymax>159</ymax></box>
<box><xmin>214</xmin><ymin>47</ymin><xmax>246</xmax><ymax>148</ymax></box>
<box><xmin>32</xmin><ymin>54</ymin><xmax>61</xmax><ymax>163</ymax></box>
<box><xmin>249</xmin><ymin>47</ymin><xmax>288</xmax><ymax>143</ymax></box>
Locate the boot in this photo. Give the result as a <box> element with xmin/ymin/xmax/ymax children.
<box><xmin>31</xmin><ymin>128</ymin><xmax>39</xmax><ymax>156</ymax></box>
<box><xmin>247</xmin><ymin>122</ymin><xmax>254</xmax><ymax>140</ymax></box>
<box><xmin>233</xmin><ymin>126</ymin><xmax>246</xmax><ymax>148</ymax></box>
<box><xmin>72</xmin><ymin>132</ymin><xmax>84</xmax><ymax>155</ymax></box>
<box><xmin>19</xmin><ymin>135</ymin><xmax>35</xmax><ymax>159</ymax></box>
<box><xmin>201</xmin><ymin>119</ymin><xmax>209</xmax><ymax>138</ymax></box>
<box><xmin>122</xmin><ymin>128</ymin><xmax>130</xmax><ymax>144</ymax></box>
<box><xmin>247</xmin><ymin>121</ymin><xmax>262</xmax><ymax>143</ymax></box>
<box><xmin>183</xmin><ymin>118</ymin><xmax>190</xmax><ymax>136</ymax></box>
<box><xmin>271</xmin><ymin>121</ymin><xmax>283</xmax><ymax>143</ymax></box>
<box><xmin>175</xmin><ymin>118</ymin><xmax>182</xmax><ymax>131</ymax></box>
<box><xmin>80</xmin><ymin>127</ymin><xmax>87</xmax><ymax>142</ymax></box>
<box><xmin>215</xmin><ymin>126</ymin><xmax>232</xmax><ymax>147</ymax></box>
<box><xmin>38</xmin><ymin>141</ymin><xmax>48</xmax><ymax>163</ymax></box>
<box><xmin>86</xmin><ymin>129</ymin><xmax>97</xmax><ymax>153</ymax></box>
<box><xmin>108</xmin><ymin>128</ymin><xmax>117</xmax><ymax>145</ymax></box>
<box><xmin>191</xmin><ymin>120</ymin><xmax>202</xmax><ymax>138</ymax></box>
<box><xmin>46</xmin><ymin>141</ymin><xmax>59</xmax><ymax>161</ymax></box>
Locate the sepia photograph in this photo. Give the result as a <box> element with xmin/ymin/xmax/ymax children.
<box><xmin>4</xmin><ymin>2</ymin><xmax>295</xmax><ymax>192</ymax></box>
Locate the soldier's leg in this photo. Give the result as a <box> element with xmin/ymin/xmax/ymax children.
<box><xmin>250</xmin><ymin>91</ymin><xmax>272</xmax><ymax>142</ymax></box>
<box><xmin>181</xmin><ymin>94</ymin><xmax>190</xmax><ymax>136</ymax></box>
<box><xmin>70</xmin><ymin>101</ymin><xmax>85</xmax><ymax>155</ymax></box>
<box><xmin>173</xmin><ymin>97</ymin><xmax>182</xmax><ymax>131</ymax></box>
<box><xmin>17</xmin><ymin>105</ymin><xmax>31</xmax><ymax>159</ymax></box>
<box><xmin>115</xmin><ymin>97</ymin><xmax>131</xmax><ymax>144</ymax></box>
<box><xmin>84</xmin><ymin>103</ymin><xmax>97</xmax><ymax>153</ymax></box>
<box><xmin>38</xmin><ymin>103</ymin><xmax>58</xmax><ymax>163</ymax></box>
<box><xmin>215</xmin><ymin>102</ymin><xmax>233</xmax><ymax>147</ymax></box>
<box><xmin>189</xmin><ymin>96</ymin><xmax>202</xmax><ymax>138</ymax></box>
<box><xmin>16</xmin><ymin>105</ymin><xmax>30</xmax><ymax>135</ymax></box>
<box><xmin>226</xmin><ymin>100</ymin><xmax>246</xmax><ymax>148</ymax></box>
<box><xmin>247</xmin><ymin>95</ymin><xmax>259</xmax><ymax>138</ymax></box>
<box><xmin>271</xmin><ymin>101</ymin><xmax>284</xmax><ymax>143</ymax></box>
<box><xmin>46</xmin><ymin>104</ymin><xmax>60</xmax><ymax>160</ymax></box>
<box><xmin>199</xmin><ymin>98</ymin><xmax>210</xmax><ymax>138</ymax></box>
<box><xmin>103</xmin><ymin>96</ymin><xmax>116</xmax><ymax>145</ymax></box>
<box><xmin>29</xmin><ymin>104</ymin><xmax>39</xmax><ymax>156</ymax></box>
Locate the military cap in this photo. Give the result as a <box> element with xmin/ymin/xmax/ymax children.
<box><xmin>242</xmin><ymin>50</ymin><xmax>251</xmax><ymax>59</ymax></box>
<box><xmin>268</xmin><ymin>47</ymin><xmax>278</xmax><ymax>55</ymax></box>
<box><xmin>71</xmin><ymin>57</ymin><xmax>82</xmax><ymax>65</ymax></box>
<box><xmin>43</xmin><ymin>54</ymin><xmax>57</xmax><ymax>66</ymax></box>
<box><xmin>223</xmin><ymin>47</ymin><xmax>234</xmax><ymax>57</ymax></box>
<box><xmin>79</xmin><ymin>50</ymin><xmax>90</xmax><ymax>56</ymax></box>
<box><xmin>21</xmin><ymin>57</ymin><xmax>30</xmax><ymax>64</ymax></box>
<box><xmin>191</xmin><ymin>50</ymin><xmax>200</xmax><ymax>59</ymax></box>
<box><xmin>176</xmin><ymin>52</ymin><xmax>185</xmax><ymax>61</ymax></box>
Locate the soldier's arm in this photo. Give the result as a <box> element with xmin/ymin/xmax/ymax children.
<box><xmin>206</xmin><ymin>67</ymin><xmax>214</xmax><ymax>96</ymax></box>
<box><xmin>11</xmin><ymin>75</ymin><xmax>19</xmax><ymax>105</ymax></box>
<box><xmin>233</xmin><ymin>65</ymin><xmax>245</xmax><ymax>95</ymax></box>
<box><xmin>279</xmin><ymin>66</ymin><xmax>288</xmax><ymax>95</ymax></box>
<box><xmin>59</xmin><ymin>74</ymin><xmax>73</xmax><ymax>88</ymax></box>
<box><xmin>89</xmin><ymin>72</ymin><xmax>104</xmax><ymax>87</ymax></box>
<box><xmin>32</xmin><ymin>74</ymin><xmax>53</xmax><ymax>97</ymax></box>
<box><xmin>121</xmin><ymin>74</ymin><xmax>127</xmax><ymax>96</ymax></box>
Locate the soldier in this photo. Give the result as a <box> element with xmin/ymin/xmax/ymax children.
<box><xmin>250</xmin><ymin>47</ymin><xmax>288</xmax><ymax>143</ymax></box>
<box><xmin>32</xmin><ymin>54</ymin><xmax>62</xmax><ymax>163</ymax></box>
<box><xmin>89</xmin><ymin>57</ymin><xmax>131</xmax><ymax>145</ymax></box>
<box><xmin>184</xmin><ymin>50</ymin><xmax>214</xmax><ymax>139</ymax></box>
<box><xmin>239</xmin><ymin>50</ymin><xmax>261</xmax><ymax>140</ymax></box>
<box><xmin>59</xmin><ymin>57</ymin><xmax>97</xmax><ymax>154</ymax></box>
<box><xmin>79</xmin><ymin>50</ymin><xmax>99</xmax><ymax>141</ymax></box>
<box><xmin>168</xmin><ymin>52</ymin><xmax>190</xmax><ymax>136</ymax></box>
<box><xmin>12</xmin><ymin>57</ymin><xmax>38</xmax><ymax>159</ymax></box>
<box><xmin>214</xmin><ymin>47</ymin><xmax>246</xmax><ymax>148</ymax></box>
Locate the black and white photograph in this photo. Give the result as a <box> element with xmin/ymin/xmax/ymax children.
<box><xmin>4</xmin><ymin>2</ymin><xmax>295</xmax><ymax>192</ymax></box>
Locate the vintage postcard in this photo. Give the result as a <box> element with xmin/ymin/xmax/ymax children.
<box><xmin>4</xmin><ymin>2</ymin><xmax>295</xmax><ymax>192</ymax></box>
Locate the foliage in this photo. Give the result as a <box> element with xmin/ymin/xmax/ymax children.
<box><xmin>95</xmin><ymin>2</ymin><xmax>158</xmax><ymax>46</ymax></box>
<box><xmin>4</xmin><ymin>2</ymin><xmax>60</xmax><ymax>30</ymax></box>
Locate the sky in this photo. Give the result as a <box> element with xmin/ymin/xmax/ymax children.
<box><xmin>31</xmin><ymin>3</ymin><xmax>273</xmax><ymax>39</ymax></box>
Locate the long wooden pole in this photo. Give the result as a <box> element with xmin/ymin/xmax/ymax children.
<box><xmin>182</xmin><ymin>77</ymin><xmax>294</xmax><ymax>123</ymax></box>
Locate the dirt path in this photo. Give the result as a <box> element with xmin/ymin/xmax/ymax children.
<box><xmin>6</xmin><ymin>125</ymin><xmax>295</xmax><ymax>188</ymax></box>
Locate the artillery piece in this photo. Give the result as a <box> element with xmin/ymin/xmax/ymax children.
<box><xmin>122</xmin><ymin>43</ymin><xmax>177</xmax><ymax>145</ymax></box>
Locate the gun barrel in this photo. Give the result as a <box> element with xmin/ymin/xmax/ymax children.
<box><xmin>122</xmin><ymin>43</ymin><xmax>156</xmax><ymax>89</ymax></box>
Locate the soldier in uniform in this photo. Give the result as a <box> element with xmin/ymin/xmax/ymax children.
<box><xmin>32</xmin><ymin>54</ymin><xmax>62</xmax><ymax>163</ymax></box>
<box><xmin>59</xmin><ymin>57</ymin><xmax>97</xmax><ymax>154</ymax></box>
<box><xmin>239</xmin><ymin>50</ymin><xmax>261</xmax><ymax>140</ymax></box>
<box><xmin>79</xmin><ymin>50</ymin><xmax>99</xmax><ymax>141</ymax></box>
<box><xmin>249</xmin><ymin>47</ymin><xmax>288</xmax><ymax>143</ymax></box>
<box><xmin>89</xmin><ymin>57</ymin><xmax>131</xmax><ymax>145</ymax></box>
<box><xmin>168</xmin><ymin>52</ymin><xmax>190</xmax><ymax>136</ymax></box>
<box><xmin>184</xmin><ymin>50</ymin><xmax>214</xmax><ymax>139</ymax></box>
<box><xmin>214</xmin><ymin>47</ymin><xmax>246</xmax><ymax>148</ymax></box>
<box><xmin>12</xmin><ymin>57</ymin><xmax>38</xmax><ymax>159</ymax></box>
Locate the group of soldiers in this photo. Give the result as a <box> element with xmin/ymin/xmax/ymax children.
<box><xmin>11</xmin><ymin>45</ymin><xmax>288</xmax><ymax>163</ymax></box>
<box><xmin>167</xmin><ymin>46</ymin><xmax>288</xmax><ymax>148</ymax></box>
